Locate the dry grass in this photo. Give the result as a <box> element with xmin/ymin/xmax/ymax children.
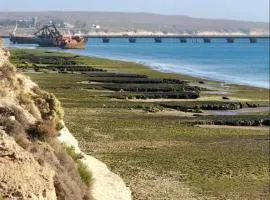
<box><xmin>64</xmin><ymin>145</ymin><xmax>93</xmax><ymax>187</ymax></box>
<box><xmin>49</xmin><ymin>141</ymin><xmax>92</xmax><ymax>200</ymax></box>
<box><xmin>0</xmin><ymin>62</ymin><xmax>16</xmax><ymax>85</ymax></box>
<box><xmin>27</xmin><ymin>120</ymin><xmax>58</xmax><ymax>141</ymax></box>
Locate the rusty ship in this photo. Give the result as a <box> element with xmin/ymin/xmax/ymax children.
<box><xmin>59</xmin><ymin>35</ymin><xmax>88</xmax><ymax>49</ymax></box>
<box><xmin>34</xmin><ymin>24</ymin><xmax>87</xmax><ymax>49</ymax></box>
<box><xmin>10</xmin><ymin>24</ymin><xmax>87</xmax><ymax>49</ymax></box>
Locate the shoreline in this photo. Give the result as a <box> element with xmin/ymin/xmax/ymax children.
<box><xmin>61</xmin><ymin>48</ymin><xmax>270</xmax><ymax>90</ymax></box>
<box><xmin>95</xmin><ymin>56</ymin><xmax>270</xmax><ymax>89</ymax></box>
<box><xmin>4</xmin><ymin>35</ymin><xmax>270</xmax><ymax>90</ymax></box>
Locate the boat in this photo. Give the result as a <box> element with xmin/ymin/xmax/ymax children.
<box><xmin>9</xmin><ymin>24</ymin><xmax>38</xmax><ymax>44</ymax></box>
<box><xmin>9</xmin><ymin>35</ymin><xmax>38</xmax><ymax>44</ymax></box>
<box><xmin>9</xmin><ymin>24</ymin><xmax>87</xmax><ymax>49</ymax></box>
<box><xmin>34</xmin><ymin>24</ymin><xmax>62</xmax><ymax>47</ymax></box>
<box><xmin>34</xmin><ymin>24</ymin><xmax>87</xmax><ymax>49</ymax></box>
<box><xmin>58</xmin><ymin>35</ymin><xmax>88</xmax><ymax>49</ymax></box>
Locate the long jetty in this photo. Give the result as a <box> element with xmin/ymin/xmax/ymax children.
<box><xmin>1</xmin><ymin>35</ymin><xmax>269</xmax><ymax>43</ymax></box>
<box><xmin>85</xmin><ymin>35</ymin><xmax>269</xmax><ymax>43</ymax></box>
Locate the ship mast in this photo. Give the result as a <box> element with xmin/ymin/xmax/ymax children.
<box><xmin>12</xmin><ymin>22</ymin><xmax>18</xmax><ymax>36</ymax></box>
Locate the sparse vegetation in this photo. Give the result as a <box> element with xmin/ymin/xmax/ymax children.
<box><xmin>43</xmin><ymin>141</ymin><xmax>92</xmax><ymax>200</ymax></box>
<box><xmin>77</xmin><ymin>160</ymin><xmax>93</xmax><ymax>187</ymax></box>
<box><xmin>0</xmin><ymin>61</ymin><xmax>16</xmax><ymax>84</ymax></box>
<box><xmin>27</xmin><ymin>120</ymin><xmax>58</xmax><ymax>141</ymax></box>
<box><xmin>33</xmin><ymin>89</ymin><xmax>64</xmax><ymax>121</ymax></box>
<box><xmin>9</xmin><ymin>49</ymin><xmax>270</xmax><ymax>200</ymax></box>
<box><xmin>64</xmin><ymin>145</ymin><xmax>92</xmax><ymax>186</ymax></box>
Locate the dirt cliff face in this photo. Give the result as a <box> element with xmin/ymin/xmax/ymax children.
<box><xmin>0</xmin><ymin>46</ymin><xmax>132</xmax><ymax>200</ymax></box>
<box><xmin>0</xmin><ymin>47</ymin><xmax>92</xmax><ymax>200</ymax></box>
<box><xmin>0</xmin><ymin>47</ymin><xmax>57</xmax><ymax>199</ymax></box>
<box><xmin>0</xmin><ymin>130</ymin><xmax>57</xmax><ymax>200</ymax></box>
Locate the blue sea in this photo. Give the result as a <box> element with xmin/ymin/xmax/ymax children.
<box><xmin>4</xmin><ymin>38</ymin><xmax>270</xmax><ymax>88</ymax></box>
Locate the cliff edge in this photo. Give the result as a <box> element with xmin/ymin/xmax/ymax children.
<box><xmin>0</xmin><ymin>45</ymin><xmax>132</xmax><ymax>200</ymax></box>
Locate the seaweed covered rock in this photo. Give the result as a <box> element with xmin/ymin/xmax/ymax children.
<box><xmin>213</xmin><ymin>119</ymin><xmax>270</xmax><ymax>127</ymax></box>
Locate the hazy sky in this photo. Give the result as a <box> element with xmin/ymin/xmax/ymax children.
<box><xmin>1</xmin><ymin>0</ymin><xmax>269</xmax><ymax>22</ymax></box>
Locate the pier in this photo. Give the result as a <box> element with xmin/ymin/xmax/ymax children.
<box><xmin>87</xmin><ymin>35</ymin><xmax>269</xmax><ymax>44</ymax></box>
<box><xmin>1</xmin><ymin>35</ymin><xmax>269</xmax><ymax>44</ymax></box>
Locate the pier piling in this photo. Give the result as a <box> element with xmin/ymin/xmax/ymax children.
<box><xmin>249</xmin><ymin>37</ymin><xmax>257</xmax><ymax>43</ymax></box>
<box><xmin>102</xmin><ymin>37</ymin><xmax>110</xmax><ymax>43</ymax></box>
<box><xmin>226</xmin><ymin>38</ymin><xmax>235</xmax><ymax>43</ymax></box>
<box><xmin>179</xmin><ymin>38</ymin><xmax>187</xmax><ymax>43</ymax></box>
<box><xmin>154</xmin><ymin>37</ymin><xmax>162</xmax><ymax>43</ymax></box>
<box><xmin>203</xmin><ymin>38</ymin><xmax>211</xmax><ymax>43</ymax></box>
<box><xmin>129</xmin><ymin>38</ymin><xmax>136</xmax><ymax>43</ymax></box>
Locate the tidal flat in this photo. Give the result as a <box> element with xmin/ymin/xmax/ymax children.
<box><xmin>10</xmin><ymin>49</ymin><xmax>269</xmax><ymax>200</ymax></box>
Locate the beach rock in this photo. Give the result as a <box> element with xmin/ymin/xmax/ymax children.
<box><xmin>262</xmin><ymin>119</ymin><xmax>270</xmax><ymax>126</ymax></box>
<box><xmin>222</xmin><ymin>96</ymin><xmax>230</xmax><ymax>100</ymax></box>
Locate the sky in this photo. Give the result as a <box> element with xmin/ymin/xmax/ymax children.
<box><xmin>1</xmin><ymin>0</ymin><xmax>269</xmax><ymax>22</ymax></box>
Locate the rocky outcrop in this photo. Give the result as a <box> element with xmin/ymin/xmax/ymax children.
<box><xmin>0</xmin><ymin>130</ymin><xmax>56</xmax><ymax>200</ymax></box>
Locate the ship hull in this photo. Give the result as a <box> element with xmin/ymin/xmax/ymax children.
<box><xmin>59</xmin><ymin>36</ymin><xmax>87</xmax><ymax>49</ymax></box>
<box><xmin>36</xmin><ymin>38</ymin><xmax>59</xmax><ymax>47</ymax></box>
<box><xmin>10</xmin><ymin>36</ymin><xmax>38</xmax><ymax>44</ymax></box>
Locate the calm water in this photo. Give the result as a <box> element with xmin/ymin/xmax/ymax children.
<box><xmin>4</xmin><ymin>38</ymin><xmax>270</xmax><ymax>88</ymax></box>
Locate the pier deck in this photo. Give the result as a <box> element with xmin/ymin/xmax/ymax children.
<box><xmin>1</xmin><ymin>35</ymin><xmax>269</xmax><ymax>44</ymax></box>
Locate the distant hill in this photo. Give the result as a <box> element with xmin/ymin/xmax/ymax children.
<box><xmin>0</xmin><ymin>11</ymin><xmax>269</xmax><ymax>34</ymax></box>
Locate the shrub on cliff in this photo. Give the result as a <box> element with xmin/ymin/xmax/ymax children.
<box><xmin>33</xmin><ymin>89</ymin><xmax>64</xmax><ymax>120</ymax></box>
<box><xmin>32</xmin><ymin>89</ymin><xmax>64</xmax><ymax>131</ymax></box>
<box><xmin>0</xmin><ymin>117</ymin><xmax>23</xmax><ymax>137</ymax></box>
<box><xmin>0</xmin><ymin>108</ymin><xmax>29</xmax><ymax>149</ymax></box>
<box><xmin>64</xmin><ymin>146</ymin><xmax>93</xmax><ymax>187</ymax></box>
<box><xmin>0</xmin><ymin>106</ymin><xmax>28</xmax><ymax>126</ymax></box>
<box><xmin>77</xmin><ymin>160</ymin><xmax>92</xmax><ymax>187</ymax></box>
<box><xmin>0</xmin><ymin>62</ymin><xmax>17</xmax><ymax>86</ymax></box>
<box><xmin>27</xmin><ymin>140</ymin><xmax>92</xmax><ymax>200</ymax></box>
